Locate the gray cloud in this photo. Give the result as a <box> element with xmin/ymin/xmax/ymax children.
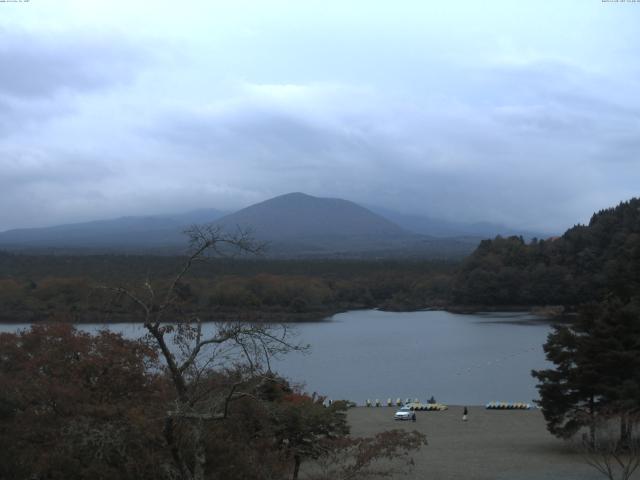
<box><xmin>0</xmin><ymin>146</ymin><xmax>118</xmax><ymax>229</ymax></box>
<box><xmin>0</xmin><ymin>3</ymin><xmax>639</xmax><ymax>234</ymax></box>
<box><xmin>143</xmin><ymin>67</ymin><xmax>639</xmax><ymax>234</ymax></box>
<box><xmin>0</xmin><ymin>28</ymin><xmax>144</xmax><ymax>99</ymax></box>
<box><xmin>0</xmin><ymin>96</ymin><xmax>77</xmax><ymax>139</ymax></box>
<box><xmin>0</xmin><ymin>27</ymin><xmax>150</xmax><ymax>142</ymax></box>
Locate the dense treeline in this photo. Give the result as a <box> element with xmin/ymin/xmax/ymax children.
<box><xmin>0</xmin><ymin>255</ymin><xmax>455</xmax><ymax>323</ymax></box>
<box><xmin>453</xmin><ymin>198</ymin><xmax>640</xmax><ymax>307</ymax></box>
<box><xmin>3</xmin><ymin>197</ymin><xmax>639</xmax><ymax>321</ymax></box>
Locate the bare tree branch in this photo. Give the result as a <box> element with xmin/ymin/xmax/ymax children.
<box><xmin>97</xmin><ymin>224</ymin><xmax>303</xmax><ymax>480</ymax></box>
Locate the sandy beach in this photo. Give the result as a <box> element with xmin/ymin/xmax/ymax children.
<box><xmin>346</xmin><ymin>406</ymin><xmax>635</xmax><ymax>480</ymax></box>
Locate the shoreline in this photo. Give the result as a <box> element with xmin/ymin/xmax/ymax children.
<box><xmin>0</xmin><ymin>304</ymin><xmax>571</xmax><ymax>325</ymax></box>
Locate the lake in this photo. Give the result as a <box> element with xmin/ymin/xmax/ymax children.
<box><xmin>0</xmin><ymin>309</ymin><xmax>553</xmax><ymax>405</ymax></box>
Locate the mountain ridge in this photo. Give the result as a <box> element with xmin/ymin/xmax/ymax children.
<box><xmin>214</xmin><ymin>192</ymin><xmax>407</xmax><ymax>240</ymax></box>
<box><xmin>0</xmin><ymin>209</ymin><xmax>226</xmax><ymax>249</ymax></box>
<box><xmin>0</xmin><ymin>193</ymin><xmax>488</xmax><ymax>258</ymax></box>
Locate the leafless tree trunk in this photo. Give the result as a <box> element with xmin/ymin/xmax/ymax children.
<box><xmin>102</xmin><ymin>225</ymin><xmax>305</xmax><ymax>480</ymax></box>
<box><xmin>292</xmin><ymin>454</ymin><xmax>301</xmax><ymax>480</ymax></box>
<box><xmin>580</xmin><ymin>413</ymin><xmax>640</xmax><ymax>480</ymax></box>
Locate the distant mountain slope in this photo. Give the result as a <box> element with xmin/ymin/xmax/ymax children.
<box><xmin>0</xmin><ymin>209</ymin><xmax>225</xmax><ymax>250</ymax></box>
<box><xmin>215</xmin><ymin>192</ymin><xmax>406</xmax><ymax>240</ymax></box>
<box><xmin>368</xmin><ymin>205</ymin><xmax>550</xmax><ymax>239</ymax></box>
<box><xmin>0</xmin><ymin>194</ymin><xmax>481</xmax><ymax>258</ymax></box>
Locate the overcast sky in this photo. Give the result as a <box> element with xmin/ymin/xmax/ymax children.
<box><xmin>1</xmin><ymin>0</ymin><xmax>639</xmax><ymax>234</ymax></box>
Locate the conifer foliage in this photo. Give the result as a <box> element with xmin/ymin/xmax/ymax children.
<box><xmin>532</xmin><ymin>297</ymin><xmax>640</xmax><ymax>444</ymax></box>
<box><xmin>454</xmin><ymin>198</ymin><xmax>640</xmax><ymax>306</ymax></box>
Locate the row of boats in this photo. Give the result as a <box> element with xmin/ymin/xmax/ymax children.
<box><xmin>485</xmin><ymin>401</ymin><xmax>532</xmax><ymax>409</ymax></box>
<box><xmin>362</xmin><ymin>399</ymin><xmax>533</xmax><ymax>410</ymax></box>
<box><xmin>365</xmin><ymin>399</ymin><xmax>449</xmax><ymax>410</ymax></box>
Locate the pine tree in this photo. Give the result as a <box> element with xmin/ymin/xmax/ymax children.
<box><xmin>532</xmin><ymin>296</ymin><xmax>640</xmax><ymax>444</ymax></box>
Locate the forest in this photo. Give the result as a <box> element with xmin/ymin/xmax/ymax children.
<box><xmin>452</xmin><ymin>198</ymin><xmax>640</xmax><ymax>308</ymax></box>
<box><xmin>1</xmin><ymin>199</ymin><xmax>639</xmax><ymax>325</ymax></box>
<box><xmin>0</xmin><ymin>254</ymin><xmax>455</xmax><ymax>323</ymax></box>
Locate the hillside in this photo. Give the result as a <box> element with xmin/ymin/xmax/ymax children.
<box><xmin>452</xmin><ymin>198</ymin><xmax>640</xmax><ymax>306</ymax></box>
<box><xmin>0</xmin><ymin>209</ymin><xmax>225</xmax><ymax>252</ymax></box>
<box><xmin>368</xmin><ymin>205</ymin><xmax>549</xmax><ymax>239</ymax></box>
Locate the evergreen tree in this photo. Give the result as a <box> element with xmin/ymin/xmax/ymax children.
<box><xmin>532</xmin><ymin>297</ymin><xmax>640</xmax><ymax>443</ymax></box>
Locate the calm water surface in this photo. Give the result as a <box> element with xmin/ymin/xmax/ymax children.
<box><xmin>0</xmin><ymin>310</ymin><xmax>552</xmax><ymax>405</ymax></box>
<box><xmin>273</xmin><ymin>310</ymin><xmax>552</xmax><ymax>405</ymax></box>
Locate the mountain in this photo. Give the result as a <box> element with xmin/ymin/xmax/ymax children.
<box><xmin>215</xmin><ymin>192</ymin><xmax>405</xmax><ymax>239</ymax></box>
<box><xmin>368</xmin><ymin>205</ymin><xmax>551</xmax><ymax>239</ymax></box>
<box><xmin>0</xmin><ymin>209</ymin><xmax>226</xmax><ymax>251</ymax></box>
<box><xmin>211</xmin><ymin>192</ymin><xmax>412</xmax><ymax>256</ymax></box>
<box><xmin>0</xmin><ymin>193</ymin><xmax>481</xmax><ymax>258</ymax></box>
<box><xmin>210</xmin><ymin>193</ymin><xmax>480</xmax><ymax>258</ymax></box>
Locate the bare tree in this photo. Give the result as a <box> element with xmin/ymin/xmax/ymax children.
<box><xmin>103</xmin><ymin>225</ymin><xmax>305</xmax><ymax>480</ymax></box>
<box><xmin>579</xmin><ymin>412</ymin><xmax>640</xmax><ymax>480</ymax></box>
<box><xmin>306</xmin><ymin>429</ymin><xmax>427</xmax><ymax>480</ymax></box>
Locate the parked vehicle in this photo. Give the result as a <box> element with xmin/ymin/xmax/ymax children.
<box><xmin>394</xmin><ymin>406</ymin><xmax>413</xmax><ymax>421</ymax></box>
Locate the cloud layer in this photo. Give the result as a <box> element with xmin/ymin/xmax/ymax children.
<box><xmin>1</xmin><ymin>1</ymin><xmax>639</xmax><ymax>234</ymax></box>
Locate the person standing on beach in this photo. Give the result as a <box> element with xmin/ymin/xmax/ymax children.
<box><xmin>462</xmin><ymin>406</ymin><xmax>468</xmax><ymax>421</ymax></box>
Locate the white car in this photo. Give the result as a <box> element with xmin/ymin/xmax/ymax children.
<box><xmin>394</xmin><ymin>406</ymin><xmax>415</xmax><ymax>421</ymax></box>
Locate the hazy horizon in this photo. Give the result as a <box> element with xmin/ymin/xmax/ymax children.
<box><xmin>1</xmin><ymin>1</ymin><xmax>638</xmax><ymax>233</ymax></box>
<box><xmin>0</xmin><ymin>190</ymin><xmax>566</xmax><ymax>236</ymax></box>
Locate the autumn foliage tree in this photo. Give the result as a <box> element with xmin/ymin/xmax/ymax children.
<box><xmin>308</xmin><ymin>429</ymin><xmax>428</xmax><ymax>480</ymax></box>
<box><xmin>0</xmin><ymin>225</ymin><xmax>428</xmax><ymax>480</ymax></box>
<box><xmin>269</xmin><ymin>392</ymin><xmax>350</xmax><ymax>479</ymax></box>
<box><xmin>0</xmin><ymin>324</ymin><xmax>167</xmax><ymax>480</ymax></box>
<box><xmin>249</xmin><ymin>381</ymin><xmax>427</xmax><ymax>480</ymax></box>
